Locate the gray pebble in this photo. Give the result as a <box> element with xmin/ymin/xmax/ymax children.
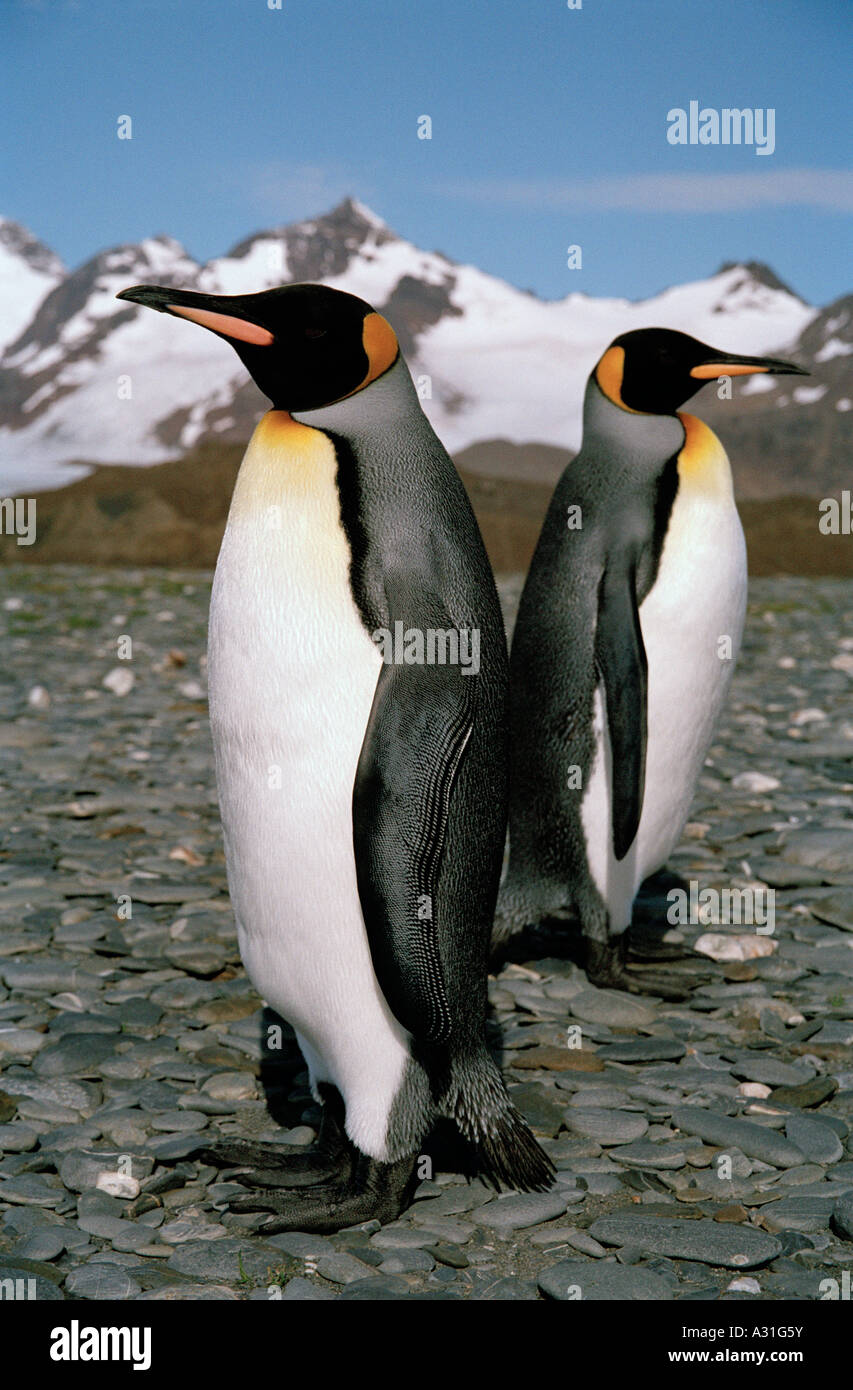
<box><xmin>472</xmin><ymin>1191</ymin><xmax>569</xmax><ymax>1234</ymax></box>
<box><xmin>569</xmin><ymin>991</ymin><xmax>658</xmax><ymax>1027</ymax></box>
<box><xmin>0</xmin><ymin>1173</ymin><xmax>66</xmax><ymax>1206</ymax></box>
<box><xmin>610</xmin><ymin>1140</ymin><xmax>689</xmax><ymax>1170</ymax></box>
<box><xmin>0</xmin><ymin>1122</ymin><xmax>40</xmax><ymax>1152</ymax></box>
<box><xmin>480</xmin><ymin>1276</ymin><xmax>540</xmax><ymax>1299</ymax></box>
<box><xmin>166</xmin><ymin>1237</ymin><xmax>283</xmax><ymax>1284</ymax></box>
<box><xmin>265</xmin><ymin>1231</ymin><xmax>334</xmax><ymax>1259</ymax></box>
<box><xmin>336</xmin><ymin>1276</ymin><xmax>409</xmax><ymax>1300</ymax></box>
<box><xmin>378</xmin><ymin>1249</ymin><xmax>435</xmax><ymax>1274</ymax></box>
<box><xmin>280</xmin><ymin>1276</ymin><xmax>337</xmax><ymax>1301</ymax></box>
<box><xmin>596</xmin><ymin>1038</ymin><xmax>687</xmax><ymax>1063</ymax></box>
<box><xmin>34</xmin><ymin>1034</ymin><xmax>117</xmax><ymax>1078</ymax></box>
<box><xmin>148</xmin><ymin>1108</ymin><xmax>208</xmax><ymax>1133</ymax></box>
<box><xmin>65</xmin><ymin>1264</ymin><xmax>142</xmax><ymax>1300</ymax></box>
<box><xmin>832</xmin><ymin>1193</ymin><xmax>853</xmax><ymax>1241</ymax></box>
<box><xmin>538</xmin><ymin>1259</ymin><xmax>673</xmax><ymax>1300</ymax></box>
<box><xmin>565</xmin><ymin>1108</ymin><xmax>649</xmax><ymax>1145</ymax></box>
<box><xmin>589</xmin><ymin>1212</ymin><xmax>781</xmax><ymax>1268</ymax></box>
<box><xmin>671</xmin><ymin>1106</ymin><xmax>807</xmax><ymax>1168</ymax></box>
<box><xmin>313</xmin><ymin>1250</ymin><xmax>377</xmax><ymax>1285</ymax></box>
<box><xmin>785</xmin><ymin>1114</ymin><xmax>844</xmax><ymax>1165</ymax></box>
<box><xmin>14</xmin><ymin>1226</ymin><xmax>67</xmax><ymax>1260</ymax></box>
<box><xmin>732</xmin><ymin>1057</ymin><xmax>815</xmax><ymax>1088</ymax></box>
<box><xmin>763</xmin><ymin>1196</ymin><xmax>838</xmax><ymax>1233</ymax></box>
<box><xmin>59</xmin><ymin>1150</ymin><xmax>152</xmax><ymax>1193</ymax></box>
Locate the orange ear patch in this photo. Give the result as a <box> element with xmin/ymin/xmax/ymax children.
<box><xmin>168</xmin><ymin>304</ymin><xmax>274</xmax><ymax>346</ymax></box>
<box><xmin>595</xmin><ymin>345</ymin><xmax>643</xmax><ymax>414</ymax></box>
<box><xmin>359</xmin><ymin>312</ymin><xmax>399</xmax><ymax>388</ymax></box>
<box><xmin>690</xmin><ymin>363</ymin><xmax>769</xmax><ymax>379</ymax></box>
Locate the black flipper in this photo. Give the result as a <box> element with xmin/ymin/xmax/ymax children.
<box><xmin>353</xmin><ymin>655</ymin><xmax>476</xmax><ymax>1044</ymax></box>
<box><xmin>595</xmin><ymin>551</ymin><xmax>648</xmax><ymax>861</ymax></box>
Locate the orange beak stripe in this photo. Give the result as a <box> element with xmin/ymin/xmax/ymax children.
<box><xmin>168</xmin><ymin>305</ymin><xmax>274</xmax><ymax>347</ymax></box>
<box><xmin>690</xmin><ymin>363</ymin><xmax>770</xmax><ymax>379</ymax></box>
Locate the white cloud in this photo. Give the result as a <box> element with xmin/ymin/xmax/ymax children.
<box><xmin>435</xmin><ymin>169</ymin><xmax>853</xmax><ymax>214</ymax></box>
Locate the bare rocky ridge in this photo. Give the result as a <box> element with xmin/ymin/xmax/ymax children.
<box><xmin>0</xmin><ymin>443</ymin><xmax>849</xmax><ymax>577</ymax></box>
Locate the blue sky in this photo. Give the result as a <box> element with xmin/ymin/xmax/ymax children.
<box><xmin>4</xmin><ymin>0</ymin><xmax>851</xmax><ymax>304</ymax></box>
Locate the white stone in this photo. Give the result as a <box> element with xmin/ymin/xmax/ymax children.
<box><xmin>102</xmin><ymin>667</ymin><xmax>135</xmax><ymax>696</ymax></box>
<box><xmin>201</xmin><ymin>1071</ymin><xmax>258</xmax><ymax>1102</ymax></box>
<box><xmin>96</xmin><ymin>1172</ymin><xmax>140</xmax><ymax>1199</ymax></box>
<box><xmin>178</xmin><ymin>680</ymin><xmax>204</xmax><ymax>699</ymax></box>
<box><xmin>694</xmin><ymin>933</ymin><xmax>777</xmax><ymax>962</ymax></box>
<box><xmin>726</xmin><ymin>1276</ymin><xmax>761</xmax><ymax>1294</ymax></box>
<box><xmin>731</xmin><ymin>771</ymin><xmax>780</xmax><ymax>793</ymax></box>
<box><xmin>790</xmin><ymin>708</ymin><xmax>826</xmax><ymax>726</ymax></box>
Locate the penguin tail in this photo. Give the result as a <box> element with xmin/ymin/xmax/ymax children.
<box><xmin>449</xmin><ymin>1050</ymin><xmax>555</xmax><ymax>1194</ymax></box>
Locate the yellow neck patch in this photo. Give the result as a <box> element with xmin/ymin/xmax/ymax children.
<box><xmin>229</xmin><ymin>411</ymin><xmax>337</xmax><ymax>519</ymax></box>
<box><xmin>594</xmin><ymin>345</ymin><xmax>644</xmax><ymax>414</ymax></box>
<box><xmin>676</xmin><ymin>412</ymin><xmax>733</xmax><ymax>500</ymax></box>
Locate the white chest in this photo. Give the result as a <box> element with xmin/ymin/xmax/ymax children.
<box><xmin>206</xmin><ymin>415</ymin><xmax>386</xmax><ymax>1028</ymax></box>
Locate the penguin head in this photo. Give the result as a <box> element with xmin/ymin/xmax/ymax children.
<box><xmin>115</xmin><ymin>282</ymin><xmax>399</xmax><ymax>412</ymax></box>
<box><xmin>594</xmin><ymin>327</ymin><xmax>808</xmax><ymax>416</ymax></box>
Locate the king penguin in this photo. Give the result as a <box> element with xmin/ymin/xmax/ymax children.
<box><xmin>493</xmin><ymin>327</ymin><xmax>807</xmax><ymax>996</ymax></box>
<box><xmin>116</xmin><ymin>280</ymin><xmax>553</xmax><ymax>1230</ymax></box>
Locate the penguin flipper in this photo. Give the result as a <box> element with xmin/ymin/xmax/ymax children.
<box><xmin>353</xmin><ymin>660</ymin><xmax>476</xmax><ymax>1045</ymax></box>
<box><xmin>595</xmin><ymin>554</ymin><xmax>648</xmax><ymax>861</ymax></box>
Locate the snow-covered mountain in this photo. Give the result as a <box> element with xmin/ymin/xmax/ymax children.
<box><xmin>0</xmin><ymin>199</ymin><xmax>842</xmax><ymax>497</ymax></box>
<box><xmin>0</xmin><ymin>219</ymin><xmax>65</xmax><ymax>354</ymax></box>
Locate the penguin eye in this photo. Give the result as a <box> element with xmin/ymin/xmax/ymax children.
<box><xmin>305</xmin><ymin>327</ymin><xmax>327</xmax><ymax>340</ymax></box>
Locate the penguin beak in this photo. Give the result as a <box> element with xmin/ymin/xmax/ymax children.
<box><xmin>689</xmin><ymin>349</ymin><xmax>809</xmax><ymax>380</ymax></box>
<box><xmin>116</xmin><ymin>285</ymin><xmax>275</xmax><ymax>347</ymax></box>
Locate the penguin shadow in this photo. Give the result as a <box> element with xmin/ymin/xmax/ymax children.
<box><xmin>490</xmin><ymin>866</ymin><xmax>704</xmax><ymax>972</ymax></box>
<box><xmin>257</xmin><ymin>1005</ymin><xmax>319</xmax><ymax>1130</ymax></box>
<box><xmin>254</xmin><ymin>1005</ymin><xmax>485</xmax><ymax>1182</ymax></box>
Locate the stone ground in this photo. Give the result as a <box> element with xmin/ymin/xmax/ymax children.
<box><xmin>0</xmin><ymin>565</ymin><xmax>851</xmax><ymax>1302</ymax></box>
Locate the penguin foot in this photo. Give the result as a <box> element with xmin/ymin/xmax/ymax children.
<box><xmin>227</xmin><ymin>1150</ymin><xmax>419</xmax><ymax>1234</ymax></box>
<box><xmin>585</xmin><ymin>936</ymin><xmax>693</xmax><ymax>1001</ymax></box>
<box><xmin>626</xmin><ymin>932</ymin><xmax>697</xmax><ymax>964</ymax></box>
<box><xmin>199</xmin><ymin>1139</ymin><xmax>347</xmax><ymax>1189</ymax></box>
<box><xmin>200</xmin><ymin>1085</ymin><xmax>351</xmax><ymax>1189</ymax></box>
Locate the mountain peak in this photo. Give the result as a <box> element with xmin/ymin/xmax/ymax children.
<box><xmin>717</xmin><ymin>260</ymin><xmax>803</xmax><ymax>300</ymax></box>
<box><xmin>221</xmin><ymin>196</ymin><xmax>397</xmax><ymax>282</ymax></box>
<box><xmin>0</xmin><ymin>218</ymin><xmax>65</xmax><ymax>278</ymax></box>
<box><xmin>327</xmin><ymin>196</ymin><xmax>391</xmax><ymax>231</ymax></box>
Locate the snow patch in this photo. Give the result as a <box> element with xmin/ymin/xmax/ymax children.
<box><xmin>793</xmin><ymin>384</ymin><xmax>828</xmax><ymax>405</ymax></box>
<box><xmin>815</xmin><ymin>337</ymin><xmax>853</xmax><ymax>362</ymax></box>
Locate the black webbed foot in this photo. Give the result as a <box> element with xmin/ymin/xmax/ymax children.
<box><xmin>198</xmin><ymin>1084</ymin><xmax>351</xmax><ymax>1189</ymax></box>
<box><xmin>585</xmin><ymin>935</ymin><xmax>697</xmax><ymax>1001</ymax></box>
<box><xmin>227</xmin><ymin>1148</ymin><xmax>419</xmax><ymax>1234</ymax></box>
